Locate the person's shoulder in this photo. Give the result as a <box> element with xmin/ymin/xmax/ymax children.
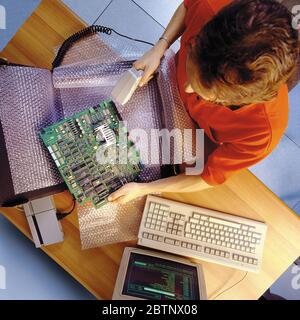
<box><xmin>206</xmin><ymin>0</ymin><xmax>234</xmax><ymax>13</ymax></box>
<box><xmin>184</xmin><ymin>0</ymin><xmax>233</xmax><ymax>11</ymax></box>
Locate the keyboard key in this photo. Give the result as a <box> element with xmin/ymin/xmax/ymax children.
<box><xmin>160</xmin><ymin>204</ymin><xmax>169</xmax><ymax>210</ymax></box>
<box><xmin>185</xmin><ymin>223</ymin><xmax>191</xmax><ymax>233</ymax></box>
<box><xmin>149</xmin><ymin>203</ymin><xmax>155</xmax><ymax>212</ymax></box>
<box><xmin>209</xmin><ymin>217</ymin><xmax>241</xmax><ymax>229</ymax></box>
<box><xmin>190</xmin><ymin>218</ymin><xmax>199</xmax><ymax>224</ymax></box>
<box><xmin>193</xmin><ymin>213</ymin><xmax>201</xmax><ymax>219</ymax></box>
<box><xmin>182</xmin><ymin>242</ymin><xmax>187</xmax><ymax>248</ymax></box>
<box><xmin>142</xmin><ymin>232</ymin><xmax>148</xmax><ymax>238</ymax></box>
<box><xmin>165</xmin><ymin>238</ymin><xmax>175</xmax><ymax>245</ymax></box>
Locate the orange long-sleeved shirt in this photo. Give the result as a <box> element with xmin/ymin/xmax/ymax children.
<box><xmin>176</xmin><ymin>0</ymin><xmax>289</xmax><ymax>185</ymax></box>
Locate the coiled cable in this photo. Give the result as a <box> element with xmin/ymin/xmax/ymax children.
<box><xmin>52</xmin><ymin>25</ymin><xmax>154</xmax><ymax>70</ymax></box>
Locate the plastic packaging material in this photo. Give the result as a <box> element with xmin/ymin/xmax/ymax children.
<box><xmin>158</xmin><ymin>50</ymin><xmax>199</xmax><ymax>164</ymax></box>
<box><xmin>78</xmin><ymin>197</ymin><xmax>146</xmax><ymax>249</ymax></box>
<box><xmin>0</xmin><ymin>66</ymin><xmax>63</xmax><ymax>194</ymax></box>
<box><xmin>0</xmin><ymin>32</ymin><xmax>199</xmax><ymax>248</ymax></box>
<box><xmin>53</xmin><ymin>60</ymin><xmax>134</xmax><ymax>89</ymax></box>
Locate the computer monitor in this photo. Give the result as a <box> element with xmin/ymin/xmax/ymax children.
<box><xmin>112</xmin><ymin>247</ymin><xmax>207</xmax><ymax>300</ymax></box>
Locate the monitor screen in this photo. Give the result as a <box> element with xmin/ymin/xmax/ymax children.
<box><xmin>122</xmin><ymin>252</ymin><xmax>200</xmax><ymax>300</ymax></box>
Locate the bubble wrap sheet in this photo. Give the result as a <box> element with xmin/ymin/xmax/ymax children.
<box><xmin>0</xmin><ymin>66</ymin><xmax>63</xmax><ymax>194</ymax></box>
<box><xmin>0</xmin><ymin>33</ymin><xmax>198</xmax><ymax>248</ymax></box>
<box><xmin>53</xmin><ymin>34</ymin><xmax>198</xmax><ymax>249</ymax></box>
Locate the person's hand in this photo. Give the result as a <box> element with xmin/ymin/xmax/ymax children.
<box><xmin>133</xmin><ymin>40</ymin><xmax>168</xmax><ymax>87</ymax></box>
<box><xmin>108</xmin><ymin>182</ymin><xmax>152</xmax><ymax>204</ymax></box>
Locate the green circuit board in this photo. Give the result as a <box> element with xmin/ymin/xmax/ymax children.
<box><xmin>40</xmin><ymin>100</ymin><xmax>142</xmax><ymax>208</ymax></box>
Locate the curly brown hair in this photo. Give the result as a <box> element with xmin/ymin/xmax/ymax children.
<box><xmin>190</xmin><ymin>0</ymin><xmax>299</xmax><ymax>106</ymax></box>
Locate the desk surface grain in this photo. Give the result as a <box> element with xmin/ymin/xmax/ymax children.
<box><xmin>1</xmin><ymin>0</ymin><xmax>300</xmax><ymax>300</ymax></box>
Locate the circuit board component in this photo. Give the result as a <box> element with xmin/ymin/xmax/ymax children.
<box><xmin>40</xmin><ymin>100</ymin><xmax>142</xmax><ymax>208</ymax></box>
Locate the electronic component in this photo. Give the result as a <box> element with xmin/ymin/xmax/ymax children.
<box><xmin>40</xmin><ymin>100</ymin><xmax>142</xmax><ymax>208</ymax></box>
<box><xmin>23</xmin><ymin>196</ymin><xmax>64</xmax><ymax>248</ymax></box>
<box><xmin>138</xmin><ymin>195</ymin><xmax>267</xmax><ymax>273</ymax></box>
<box><xmin>111</xmin><ymin>67</ymin><xmax>143</xmax><ymax>105</ymax></box>
<box><xmin>112</xmin><ymin>247</ymin><xmax>207</xmax><ymax>300</ymax></box>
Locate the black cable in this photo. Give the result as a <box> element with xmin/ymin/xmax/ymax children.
<box><xmin>212</xmin><ymin>271</ymin><xmax>248</xmax><ymax>300</ymax></box>
<box><xmin>56</xmin><ymin>196</ymin><xmax>76</xmax><ymax>221</ymax></box>
<box><xmin>112</xmin><ymin>28</ymin><xmax>154</xmax><ymax>47</ymax></box>
<box><xmin>52</xmin><ymin>25</ymin><xmax>154</xmax><ymax>69</ymax></box>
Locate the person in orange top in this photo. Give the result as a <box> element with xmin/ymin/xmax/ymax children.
<box><xmin>109</xmin><ymin>0</ymin><xmax>299</xmax><ymax>203</ymax></box>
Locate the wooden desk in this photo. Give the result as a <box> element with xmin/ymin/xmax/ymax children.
<box><xmin>1</xmin><ymin>0</ymin><xmax>300</xmax><ymax>300</ymax></box>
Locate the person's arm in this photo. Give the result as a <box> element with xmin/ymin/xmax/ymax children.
<box><xmin>108</xmin><ymin>130</ymin><xmax>272</xmax><ymax>204</ymax></box>
<box><xmin>108</xmin><ymin>174</ymin><xmax>212</xmax><ymax>204</ymax></box>
<box><xmin>134</xmin><ymin>2</ymin><xmax>187</xmax><ymax>86</ymax></box>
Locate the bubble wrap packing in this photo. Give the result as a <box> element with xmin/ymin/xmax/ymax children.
<box><xmin>0</xmin><ymin>66</ymin><xmax>64</xmax><ymax>194</ymax></box>
<box><xmin>0</xmin><ymin>33</ymin><xmax>197</xmax><ymax>248</ymax></box>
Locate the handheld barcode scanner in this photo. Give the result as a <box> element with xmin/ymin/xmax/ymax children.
<box><xmin>111</xmin><ymin>67</ymin><xmax>144</xmax><ymax>105</ymax></box>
